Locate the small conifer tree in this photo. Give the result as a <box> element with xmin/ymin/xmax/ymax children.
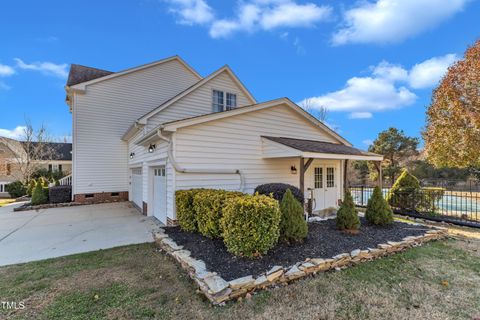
<box><xmin>336</xmin><ymin>190</ymin><xmax>360</xmax><ymax>231</ymax></box>
<box><xmin>31</xmin><ymin>181</ymin><xmax>48</xmax><ymax>205</ymax></box>
<box><xmin>279</xmin><ymin>189</ymin><xmax>308</xmax><ymax>242</ymax></box>
<box><xmin>365</xmin><ymin>186</ymin><xmax>393</xmax><ymax>225</ymax></box>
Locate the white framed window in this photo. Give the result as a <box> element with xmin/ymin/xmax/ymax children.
<box><xmin>212</xmin><ymin>90</ymin><xmax>237</xmax><ymax>112</ymax></box>
<box><xmin>314</xmin><ymin>167</ymin><xmax>323</xmax><ymax>189</ymax></box>
<box><xmin>154</xmin><ymin>168</ymin><xmax>166</xmax><ymax>176</ymax></box>
<box><xmin>326</xmin><ymin>167</ymin><xmax>335</xmax><ymax>188</ymax></box>
<box><xmin>226</xmin><ymin>93</ymin><xmax>237</xmax><ymax>110</ymax></box>
<box><xmin>212</xmin><ymin>90</ymin><xmax>224</xmax><ymax>112</ymax></box>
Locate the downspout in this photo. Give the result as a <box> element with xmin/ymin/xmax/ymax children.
<box><xmin>156</xmin><ymin>129</ymin><xmax>245</xmax><ymax>192</ymax></box>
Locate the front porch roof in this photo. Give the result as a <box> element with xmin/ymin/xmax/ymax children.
<box><xmin>261</xmin><ymin>136</ymin><xmax>383</xmax><ymax>161</ymax></box>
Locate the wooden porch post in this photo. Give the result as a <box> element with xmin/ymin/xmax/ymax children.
<box><xmin>299</xmin><ymin>157</ymin><xmax>305</xmax><ymax>194</ymax></box>
<box><xmin>343</xmin><ymin>159</ymin><xmax>349</xmax><ymax>190</ymax></box>
<box><xmin>376</xmin><ymin>161</ymin><xmax>383</xmax><ymax>188</ymax></box>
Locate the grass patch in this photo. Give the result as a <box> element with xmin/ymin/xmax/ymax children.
<box><xmin>1</xmin><ymin>240</ymin><xmax>479</xmax><ymax>319</ymax></box>
<box><xmin>0</xmin><ymin>199</ymin><xmax>15</xmax><ymax>207</ymax></box>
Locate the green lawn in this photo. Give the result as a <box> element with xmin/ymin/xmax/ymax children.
<box><xmin>1</xmin><ymin>238</ymin><xmax>479</xmax><ymax>319</ymax></box>
<box><xmin>0</xmin><ymin>199</ymin><xmax>15</xmax><ymax>207</ymax></box>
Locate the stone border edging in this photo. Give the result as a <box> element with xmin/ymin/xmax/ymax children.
<box><xmin>154</xmin><ymin>226</ymin><xmax>448</xmax><ymax>305</ymax></box>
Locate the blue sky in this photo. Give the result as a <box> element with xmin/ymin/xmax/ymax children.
<box><xmin>0</xmin><ymin>0</ymin><xmax>478</xmax><ymax>148</ymax></box>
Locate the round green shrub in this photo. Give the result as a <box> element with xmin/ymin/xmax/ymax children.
<box><xmin>176</xmin><ymin>189</ymin><xmax>204</xmax><ymax>232</ymax></box>
<box><xmin>254</xmin><ymin>183</ymin><xmax>304</xmax><ymax>204</ymax></box>
<box><xmin>31</xmin><ymin>181</ymin><xmax>48</xmax><ymax>205</ymax></box>
<box><xmin>279</xmin><ymin>189</ymin><xmax>308</xmax><ymax>242</ymax></box>
<box><xmin>221</xmin><ymin>194</ymin><xmax>281</xmax><ymax>258</ymax></box>
<box><xmin>336</xmin><ymin>190</ymin><xmax>360</xmax><ymax>230</ymax></box>
<box><xmin>194</xmin><ymin>189</ymin><xmax>244</xmax><ymax>238</ymax></box>
<box><xmin>365</xmin><ymin>186</ymin><xmax>393</xmax><ymax>225</ymax></box>
<box><xmin>386</xmin><ymin>170</ymin><xmax>420</xmax><ymax>210</ymax></box>
<box><xmin>5</xmin><ymin>181</ymin><xmax>26</xmax><ymax>198</ymax></box>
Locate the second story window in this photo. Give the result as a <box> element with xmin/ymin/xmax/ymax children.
<box><xmin>212</xmin><ymin>90</ymin><xmax>224</xmax><ymax>112</ymax></box>
<box><xmin>212</xmin><ymin>90</ymin><xmax>237</xmax><ymax>112</ymax></box>
<box><xmin>226</xmin><ymin>93</ymin><xmax>237</xmax><ymax>110</ymax></box>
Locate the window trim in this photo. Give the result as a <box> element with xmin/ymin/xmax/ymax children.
<box><xmin>212</xmin><ymin>89</ymin><xmax>237</xmax><ymax>112</ymax></box>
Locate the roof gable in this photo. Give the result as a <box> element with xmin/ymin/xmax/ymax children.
<box><xmin>67</xmin><ymin>56</ymin><xmax>201</xmax><ymax>91</ymax></box>
<box><xmin>160</xmin><ymin>98</ymin><xmax>351</xmax><ymax>146</ymax></box>
<box><xmin>137</xmin><ymin>65</ymin><xmax>256</xmax><ymax>124</ymax></box>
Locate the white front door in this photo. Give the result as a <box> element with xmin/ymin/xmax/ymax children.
<box><xmin>131</xmin><ymin>168</ymin><xmax>143</xmax><ymax>209</ymax></box>
<box><xmin>153</xmin><ymin>167</ymin><xmax>167</xmax><ymax>224</ymax></box>
<box><xmin>312</xmin><ymin>165</ymin><xmax>338</xmax><ymax>211</ymax></box>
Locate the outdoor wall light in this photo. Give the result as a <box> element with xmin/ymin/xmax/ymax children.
<box><xmin>148</xmin><ymin>144</ymin><xmax>156</xmax><ymax>153</ymax></box>
<box><xmin>291</xmin><ymin>165</ymin><xmax>297</xmax><ymax>174</ymax></box>
<box><xmin>130</xmin><ymin>152</ymin><xmax>135</xmax><ymax>159</ymax></box>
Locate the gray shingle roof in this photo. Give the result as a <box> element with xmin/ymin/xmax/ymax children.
<box><xmin>23</xmin><ymin>142</ymin><xmax>72</xmax><ymax>161</ymax></box>
<box><xmin>262</xmin><ymin>136</ymin><xmax>380</xmax><ymax>157</ymax></box>
<box><xmin>66</xmin><ymin>64</ymin><xmax>114</xmax><ymax>86</ymax></box>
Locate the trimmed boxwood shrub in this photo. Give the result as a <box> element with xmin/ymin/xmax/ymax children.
<box><xmin>31</xmin><ymin>182</ymin><xmax>48</xmax><ymax>205</ymax></box>
<box><xmin>280</xmin><ymin>189</ymin><xmax>308</xmax><ymax>242</ymax></box>
<box><xmin>176</xmin><ymin>189</ymin><xmax>205</xmax><ymax>232</ymax></box>
<box><xmin>5</xmin><ymin>181</ymin><xmax>26</xmax><ymax>198</ymax></box>
<box><xmin>254</xmin><ymin>183</ymin><xmax>304</xmax><ymax>204</ymax></box>
<box><xmin>49</xmin><ymin>185</ymin><xmax>72</xmax><ymax>204</ymax></box>
<box><xmin>386</xmin><ymin>170</ymin><xmax>420</xmax><ymax>211</ymax></box>
<box><xmin>336</xmin><ymin>190</ymin><xmax>360</xmax><ymax>231</ymax></box>
<box><xmin>221</xmin><ymin>194</ymin><xmax>281</xmax><ymax>257</ymax></box>
<box><xmin>193</xmin><ymin>189</ymin><xmax>244</xmax><ymax>238</ymax></box>
<box><xmin>365</xmin><ymin>186</ymin><xmax>393</xmax><ymax>225</ymax></box>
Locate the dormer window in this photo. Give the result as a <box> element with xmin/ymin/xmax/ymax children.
<box><xmin>212</xmin><ymin>90</ymin><xmax>237</xmax><ymax>112</ymax></box>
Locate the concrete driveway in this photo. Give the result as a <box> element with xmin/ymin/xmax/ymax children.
<box><xmin>0</xmin><ymin>202</ymin><xmax>160</xmax><ymax>267</ymax></box>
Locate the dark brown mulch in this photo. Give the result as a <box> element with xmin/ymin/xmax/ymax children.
<box><xmin>165</xmin><ymin>218</ymin><xmax>430</xmax><ymax>281</ymax></box>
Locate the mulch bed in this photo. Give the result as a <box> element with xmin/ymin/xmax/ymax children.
<box><xmin>165</xmin><ymin>218</ymin><xmax>429</xmax><ymax>281</ymax></box>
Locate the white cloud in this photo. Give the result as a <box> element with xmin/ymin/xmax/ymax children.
<box><xmin>408</xmin><ymin>53</ymin><xmax>458</xmax><ymax>89</ymax></box>
<box><xmin>349</xmin><ymin>112</ymin><xmax>373</xmax><ymax>119</ymax></box>
<box><xmin>14</xmin><ymin>58</ymin><xmax>68</xmax><ymax>78</ymax></box>
<box><xmin>0</xmin><ymin>64</ymin><xmax>15</xmax><ymax>77</ymax></box>
<box><xmin>300</xmin><ymin>76</ymin><xmax>417</xmax><ymax>112</ymax></box>
<box><xmin>0</xmin><ymin>81</ymin><xmax>11</xmax><ymax>90</ymax></box>
<box><xmin>260</xmin><ymin>2</ymin><xmax>332</xmax><ymax>30</ymax></box>
<box><xmin>299</xmin><ymin>53</ymin><xmax>457</xmax><ymax>118</ymax></box>
<box><xmin>332</xmin><ymin>0</ymin><xmax>468</xmax><ymax>45</ymax></box>
<box><xmin>166</xmin><ymin>0</ymin><xmax>214</xmax><ymax>25</ymax></box>
<box><xmin>0</xmin><ymin>126</ymin><xmax>26</xmax><ymax>139</ymax></box>
<box><xmin>168</xmin><ymin>0</ymin><xmax>332</xmax><ymax>38</ymax></box>
<box><xmin>362</xmin><ymin>139</ymin><xmax>373</xmax><ymax>146</ymax></box>
<box><xmin>372</xmin><ymin>61</ymin><xmax>408</xmax><ymax>82</ymax></box>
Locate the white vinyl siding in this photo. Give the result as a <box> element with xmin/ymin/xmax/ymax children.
<box><xmin>146</xmin><ymin>70</ymin><xmax>253</xmax><ymax>129</ymax></box>
<box><xmin>173</xmin><ymin>104</ymin><xmax>339</xmax><ymax>194</ymax></box>
<box><xmin>73</xmin><ymin>59</ymin><xmax>199</xmax><ymax>195</ymax></box>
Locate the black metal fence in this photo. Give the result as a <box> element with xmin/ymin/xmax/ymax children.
<box><xmin>349</xmin><ymin>186</ymin><xmax>480</xmax><ymax>228</ymax></box>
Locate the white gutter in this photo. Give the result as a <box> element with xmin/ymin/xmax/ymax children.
<box><xmin>156</xmin><ymin>129</ymin><xmax>245</xmax><ymax>192</ymax></box>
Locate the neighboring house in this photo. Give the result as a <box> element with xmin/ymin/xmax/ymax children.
<box><xmin>65</xmin><ymin>56</ymin><xmax>382</xmax><ymax>225</ymax></box>
<box><xmin>0</xmin><ymin>137</ymin><xmax>72</xmax><ymax>197</ymax></box>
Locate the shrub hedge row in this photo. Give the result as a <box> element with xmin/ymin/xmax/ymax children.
<box><xmin>175</xmin><ymin>188</ymin><xmax>283</xmax><ymax>257</ymax></box>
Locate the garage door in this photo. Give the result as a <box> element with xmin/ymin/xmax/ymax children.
<box><xmin>131</xmin><ymin>168</ymin><xmax>143</xmax><ymax>209</ymax></box>
<box><xmin>153</xmin><ymin>167</ymin><xmax>167</xmax><ymax>224</ymax></box>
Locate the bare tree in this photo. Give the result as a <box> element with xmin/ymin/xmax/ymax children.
<box><xmin>0</xmin><ymin>120</ymin><xmax>58</xmax><ymax>183</ymax></box>
<box><xmin>301</xmin><ymin>98</ymin><xmax>329</xmax><ymax>122</ymax></box>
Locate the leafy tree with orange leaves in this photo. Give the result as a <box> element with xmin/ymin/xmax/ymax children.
<box><xmin>423</xmin><ymin>40</ymin><xmax>480</xmax><ymax>170</ymax></box>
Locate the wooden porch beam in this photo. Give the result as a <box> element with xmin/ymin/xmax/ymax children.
<box><xmin>304</xmin><ymin>158</ymin><xmax>313</xmax><ymax>171</ymax></box>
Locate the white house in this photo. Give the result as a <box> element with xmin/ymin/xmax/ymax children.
<box><xmin>65</xmin><ymin>56</ymin><xmax>382</xmax><ymax>225</ymax></box>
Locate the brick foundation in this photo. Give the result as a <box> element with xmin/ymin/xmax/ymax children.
<box><xmin>74</xmin><ymin>191</ymin><xmax>129</xmax><ymax>204</ymax></box>
<box><xmin>167</xmin><ymin>217</ymin><xmax>178</xmax><ymax>226</ymax></box>
<box><xmin>142</xmin><ymin>202</ymin><xmax>148</xmax><ymax>216</ymax></box>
